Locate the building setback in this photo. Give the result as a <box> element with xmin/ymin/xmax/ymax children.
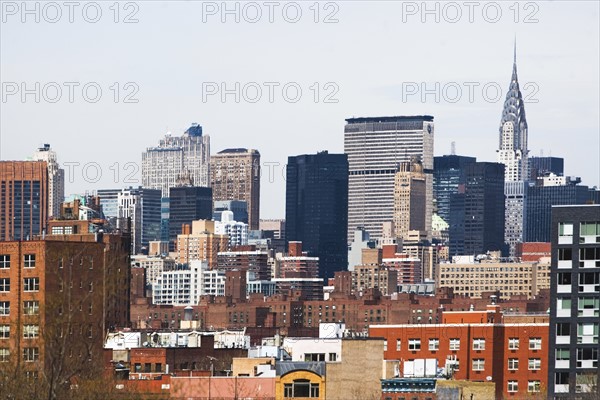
<box><xmin>548</xmin><ymin>205</ymin><xmax>600</xmax><ymax>398</ymax></box>
<box><xmin>285</xmin><ymin>151</ymin><xmax>348</xmax><ymax>279</ymax></box>
<box><xmin>31</xmin><ymin>144</ymin><xmax>64</xmax><ymax>219</ymax></box>
<box><xmin>0</xmin><ymin>161</ymin><xmax>48</xmax><ymax>241</ymax></box>
<box><xmin>344</xmin><ymin>116</ymin><xmax>434</xmax><ymax>242</ymax></box>
<box><xmin>433</xmin><ymin>154</ymin><xmax>477</xmax><ymax>225</ymax></box>
<box><xmin>210</xmin><ymin>148</ymin><xmax>261</xmax><ymax>230</ymax></box>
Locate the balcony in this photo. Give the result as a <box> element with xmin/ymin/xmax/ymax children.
<box><xmin>577</xmin><ymin>336</ymin><xmax>598</xmax><ymax>344</ymax></box>
<box><xmin>577</xmin><ymin>360</ymin><xmax>598</xmax><ymax>368</ymax></box>
<box><xmin>558</xmin><ymin>260</ymin><xmax>572</xmax><ymax>269</ymax></box>
<box><xmin>578</xmin><ymin>308</ymin><xmax>599</xmax><ymax>317</ymax></box>
<box><xmin>579</xmin><ymin>285</ymin><xmax>600</xmax><ymax>294</ymax></box>
<box><xmin>557</xmin><ymin>284</ymin><xmax>572</xmax><ymax>293</ymax></box>
<box><xmin>558</xmin><ymin>236</ymin><xmax>573</xmax><ymax>245</ymax></box>
<box><xmin>556</xmin><ymin>336</ymin><xmax>571</xmax><ymax>345</ymax></box>
<box><xmin>557</xmin><ymin>309</ymin><xmax>571</xmax><ymax>318</ymax></box>
<box><xmin>555</xmin><ymin>360</ymin><xmax>570</xmax><ymax>369</ymax></box>
<box><xmin>555</xmin><ymin>384</ymin><xmax>569</xmax><ymax>393</ymax></box>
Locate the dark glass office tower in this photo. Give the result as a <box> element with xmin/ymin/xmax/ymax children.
<box><xmin>285</xmin><ymin>151</ymin><xmax>348</xmax><ymax>279</ymax></box>
<box><xmin>449</xmin><ymin>162</ymin><xmax>506</xmax><ymax>256</ymax></box>
<box><xmin>433</xmin><ymin>155</ymin><xmax>477</xmax><ymax>223</ymax></box>
<box><xmin>525</xmin><ymin>184</ymin><xmax>599</xmax><ymax>242</ymax></box>
<box><xmin>529</xmin><ymin>156</ymin><xmax>564</xmax><ymax>180</ymax></box>
<box><xmin>548</xmin><ymin>205</ymin><xmax>600</xmax><ymax>398</ymax></box>
<box><xmin>168</xmin><ymin>187</ymin><xmax>213</xmax><ymax>249</ymax></box>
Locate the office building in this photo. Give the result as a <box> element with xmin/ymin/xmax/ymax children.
<box><xmin>462</xmin><ymin>162</ymin><xmax>506</xmax><ymax>256</ymax></box>
<box><xmin>344</xmin><ymin>116</ymin><xmax>434</xmax><ymax>242</ymax></box>
<box><xmin>0</xmin><ymin>161</ymin><xmax>48</xmax><ymax>241</ymax></box>
<box><xmin>393</xmin><ymin>156</ymin><xmax>427</xmax><ymax>240</ymax></box>
<box><xmin>433</xmin><ymin>155</ymin><xmax>477</xmax><ymax>225</ymax></box>
<box><xmin>168</xmin><ymin>186</ymin><xmax>212</xmax><ymax>248</ymax></box>
<box><xmin>213</xmin><ymin>200</ymin><xmax>248</xmax><ymax>224</ymax></box>
<box><xmin>525</xmin><ymin>179</ymin><xmax>599</xmax><ymax>243</ymax></box>
<box><xmin>31</xmin><ymin>144</ymin><xmax>64</xmax><ymax>219</ymax></box>
<box><xmin>141</xmin><ymin>123</ymin><xmax>210</xmax><ymax>197</ymax></box>
<box><xmin>548</xmin><ymin>205</ymin><xmax>600</xmax><ymax>398</ymax></box>
<box><xmin>210</xmin><ymin>148</ymin><xmax>260</xmax><ymax>230</ymax></box>
<box><xmin>285</xmin><ymin>151</ymin><xmax>348</xmax><ymax>279</ymax></box>
<box><xmin>497</xmin><ymin>45</ymin><xmax>530</xmax><ymax>256</ymax></box>
<box><xmin>529</xmin><ymin>156</ymin><xmax>564</xmax><ymax>180</ymax></box>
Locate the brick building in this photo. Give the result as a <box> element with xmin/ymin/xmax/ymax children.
<box><xmin>369</xmin><ymin>307</ymin><xmax>549</xmax><ymax>398</ymax></box>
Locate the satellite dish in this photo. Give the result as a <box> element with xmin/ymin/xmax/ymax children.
<box><xmin>486</xmin><ymin>376</ymin><xmax>493</xmax><ymax>381</ymax></box>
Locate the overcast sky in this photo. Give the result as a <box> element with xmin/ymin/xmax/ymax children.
<box><xmin>1</xmin><ymin>1</ymin><xmax>598</xmax><ymax>219</ymax></box>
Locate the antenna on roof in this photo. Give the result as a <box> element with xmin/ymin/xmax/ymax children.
<box><xmin>450</xmin><ymin>141</ymin><xmax>456</xmax><ymax>156</ymax></box>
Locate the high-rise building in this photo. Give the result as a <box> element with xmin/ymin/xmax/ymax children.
<box><xmin>497</xmin><ymin>44</ymin><xmax>530</xmax><ymax>256</ymax></box>
<box><xmin>548</xmin><ymin>205</ymin><xmax>600</xmax><ymax>398</ymax></box>
<box><xmin>285</xmin><ymin>151</ymin><xmax>348</xmax><ymax>279</ymax></box>
<box><xmin>214</xmin><ymin>210</ymin><xmax>249</xmax><ymax>248</ymax></box>
<box><xmin>450</xmin><ymin>162</ymin><xmax>506</xmax><ymax>256</ymax></box>
<box><xmin>176</xmin><ymin>220</ymin><xmax>228</xmax><ymax>267</ymax></box>
<box><xmin>259</xmin><ymin>219</ymin><xmax>286</xmax><ymax>240</ymax></box>
<box><xmin>142</xmin><ymin>123</ymin><xmax>210</xmax><ymax>197</ymax></box>
<box><xmin>168</xmin><ymin>186</ymin><xmax>213</xmax><ymax>248</ymax></box>
<box><xmin>210</xmin><ymin>148</ymin><xmax>260</xmax><ymax>230</ymax></box>
<box><xmin>525</xmin><ymin>179</ymin><xmax>599</xmax><ymax>243</ymax></box>
<box><xmin>213</xmin><ymin>200</ymin><xmax>248</xmax><ymax>224</ymax></box>
<box><xmin>31</xmin><ymin>144</ymin><xmax>64</xmax><ymax>219</ymax></box>
<box><xmin>97</xmin><ymin>187</ymin><xmax>162</xmax><ymax>254</ymax></box>
<box><xmin>345</xmin><ymin>116</ymin><xmax>434</xmax><ymax>242</ymax></box>
<box><xmin>433</xmin><ymin>154</ymin><xmax>477</xmax><ymax>224</ymax></box>
<box><xmin>529</xmin><ymin>156</ymin><xmax>564</xmax><ymax>181</ymax></box>
<box><xmin>0</xmin><ymin>161</ymin><xmax>48</xmax><ymax>241</ymax></box>
<box><xmin>393</xmin><ymin>156</ymin><xmax>427</xmax><ymax>240</ymax></box>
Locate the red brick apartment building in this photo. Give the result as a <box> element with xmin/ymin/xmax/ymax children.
<box><xmin>0</xmin><ymin>225</ymin><xmax>129</xmax><ymax>383</ymax></box>
<box><xmin>370</xmin><ymin>306</ymin><xmax>549</xmax><ymax>399</ymax></box>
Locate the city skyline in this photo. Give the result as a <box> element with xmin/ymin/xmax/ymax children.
<box><xmin>2</xmin><ymin>2</ymin><xmax>599</xmax><ymax>219</ymax></box>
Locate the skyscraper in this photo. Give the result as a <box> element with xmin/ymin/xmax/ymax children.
<box><xmin>497</xmin><ymin>43</ymin><xmax>529</xmax><ymax>256</ymax></box>
<box><xmin>285</xmin><ymin>151</ymin><xmax>348</xmax><ymax>279</ymax></box>
<box><xmin>433</xmin><ymin>154</ymin><xmax>477</xmax><ymax>224</ymax></box>
<box><xmin>31</xmin><ymin>144</ymin><xmax>64</xmax><ymax>219</ymax></box>
<box><xmin>344</xmin><ymin>116</ymin><xmax>434</xmax><ymax>241</ymax></box>
<box><xmin>141</xmin><ymin>123</ymin><xmax>210</xmax><ymax>198</ymax></box>
<box><xmin>0</xmin><ymin>161</ymin><xmax>48</xmax><ymax>241</ymax></box>
<box><xmin>168</xmin><ymin>186</ymin><xmax>213</xmax><ymax>248</ymax></box>
<box><xmin>548</xmin><ymin>205</ymin><xmax>600</xmax><ymax>398</ymax></box>
<box><xmin>529</xmin><ymin>156</ymin><xmax>564</xmax><ymax>181</ymax></box>
<box><xmin>450</xmin><ymin>162</ymin><xmax>506</xmax><ymax>256</ymax></box>
<box><xmin>393</xmin><ymin>156</ymin><xmax>426</xmax><ymax>239</ymax></box>
<box><xmin>210</xmin><ymin>148</ymin><xmax>260</xmax><ymax>230</ymax></box>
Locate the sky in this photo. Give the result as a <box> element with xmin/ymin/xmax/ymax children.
<box><xmin>1</xmin><ymin>1</ymin><xmax>599</xmax><ymax>219</ymax></box>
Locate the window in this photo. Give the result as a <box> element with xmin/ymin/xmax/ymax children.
<box><xmin>384</xmin><ymin>340</ymin><xmax>387</xmax><ymax>351</ymax></box>
<box><xmin>0</xmin><ymin>325</ymin><xmax>9</xmax><ymax>339</ymax></box>
<box><xmin>559</xmin><ymin>222</ymin><xmax>573</xmax><ymax>237</ymax></box>
<box><xmin>144</xmin><ymin>363</ymin><xmax>151</xmax><ymax>372</ymax></box>
<box><xmin>529</xmin><ymin>338</ymin><xmax>542</xmax><ymax>350</ymax></box>
<box><xmin>558</xmin><ymin>272</ymin><xmax>572</xmax><ymax>285</ymax></box>
<box><xmin>556</xmin><ymin>322</ymin><xmax>571</xmax><ymax>336</ymax></box>
<box><xmin>577</xmin><ymin>323</ymin><xmax>599</xmax><ymax>343</ymax></box>
<box><xmin>528</xmin><ymin>358</ymin><xmax>541</xmax><ymax>370</ymax></box>
<box><xmin>0</xmin><ymin>278</ymin><xmax>9</xmax><ymax>292</ymax></box>
<box><xmin>580</xmin><ymin>222</ymin><xmax>600</xmax><ymax>236</ymax></box>
<box><xmin>396</xmin><ymin>339</ymin><xmax>401</xmax><ymax>351</ymax></box>
<box><xmin>528</xmin><ymin>381</ymin><xmax>541</xmax><ymax>393</ymax></box>
<box><xmin>304</xmin><ymin>353</ymin><xmax>325</xmax><ymax>362</ymax></box>
<box><xmin>507</xmin><ymin>381</ymin><xmax>518</xmax><ymax>393</ymax></box>
<box><xmin>0</xmin><ymin>302</ymin><xmax>9</xmax><ymax>316</ymax></box>
<box><xmin>473</xmin><ymin>338</ymin><xmax>485</xmax><ymax>350</ymax></box>
<box><xmin>155</xmin><ymin>363</ymin><xmax>162</xmax><ymax>373</ymax></box>
<box><xmin>556</xmin><ymin>348</ymin><xmax>570</xmax><ymax>361</ymax></box>
<box><xmin>576</xmin><ymin>348</ymin><xmax>598</xmax><ymax>367</ymax></box>
<box><xmin>23</xmin><ymin>347</ymin><xmax>39</xmax><ymax>362</ymax></box>
<box><xmin>508</xmin><ymin>358</ymin><xmax>519</xmax><ymax>370</ymax></box>
<box><xmin>449</xmin><ymin>338</ymin><xmax>460</xmax><ymax>351</ymax></box>
<box><xmin>578</xmin><ymin>297</ymin><xmax>600</xmax><ymax>316</ymax></box>
<box><xmin>23</xmin><ymin>301</ymin><xmax>39</xmax><ymax>315</ymax></box>
<box><xmin>472</xmin><ymin>359</ymin><xmax>485</xmax><ymax>371</ymax></box>
<box><xmin>24</xmin><ymin>254</ymin><xmax>35</xmax><ymax>268</ymax></box>
<box><xmin>557</xmin><ymin>298</ymin><xmax>571</xmax><ymax>313</ymax></box>
<box><xmin>23</xmin><ymin>325</ymin><xmax>39</xmax><ymax>339</ymax></box>
<box><xmin>408</xmin><ymin>339</ymin><xmax>421</xmax><ymax>351</ymax></box>
<box><xmin>23</xmin><ymin>278</ymin><xmax>39</xmax><ymax>292</ymax></box>
<box><xmin>558</xmin><ymin>248</ymin><xmax>573</xmax><ymax>260</ymax></box>
<box><xmin>283</xmin><ymin>379</ymin><xmax>319</xmax><ymax>398</ymax></box>
<box><xmin>0</xmin><ymin>255</ymin><xmax>10</xmax><ymax>269</ymax></box>
<box><xmin>429</xmin><ymin>338</ymin><xmax>439</xmax><ymax>351</ymax></box>
<box><xmin>328</xmin><ymin>353</ymin><xmax>337</xmax><ymax>362</ymax></box>
<box><xmin>0</xmin><ymin>348</ymin><xmax>9</xmax><ymax>362</ymax></box>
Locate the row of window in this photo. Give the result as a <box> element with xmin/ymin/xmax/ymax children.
<box><xmin>0</xmin><ymin>254</ymin><xmax>35</xmax><ymax>269</ymax></box>
<box><xmin>0</xmin><ymin>278</ymin><xmax>40</xmax><ymax>292</ymax></box>
<box><xmin>0</xmin><ymin>301</ymin><xmax>40</xmax><ymax>316</ymax></box>
<box><xmin>0</xmin><ymin>347</ymin><xmax>39</xmax><ymax>362</ymax></box>
<box><xmin>559</xmin><ymin>222</ymin><xmax>600</xmax><ymax>237</ymax></box>
<box><xmin>392</xmin><ymin>337</ymin><xmax>542</xmax><ymax>351</ymax></box>
<box><xmin>508</xmin><ymin>380</ymin><xmax>541</xmax><ymax>393</ymax></box>
<box><xmin>0</xmin><ymin>324</ymin><xmax>39</xmax><ymax>339</ymax></box>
